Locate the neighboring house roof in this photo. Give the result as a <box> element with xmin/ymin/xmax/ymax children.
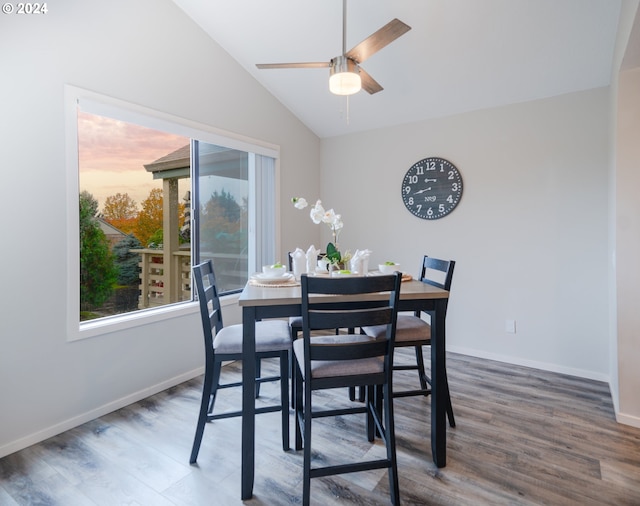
<box><xmin>97</xmin><ymin>217</ymin><xmax>128</xmax><ymax>249</ymax></box>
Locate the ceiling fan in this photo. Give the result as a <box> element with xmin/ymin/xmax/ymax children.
<box><xmin>256</xmin><ymin>0</ymin><xmax>411</xmax><ymax>96</ymax></box>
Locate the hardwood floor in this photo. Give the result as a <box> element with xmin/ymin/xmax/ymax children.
<box><xmin>2</xmin><ymin>350</ymin><xmax>640</xmax><ymax>505</ymax></box>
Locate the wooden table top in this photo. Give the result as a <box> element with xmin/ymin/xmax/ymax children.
<box><xmin>239</xmin><ymin>278</ymin><xmax>449</xmax><ymax>307</ymax></box>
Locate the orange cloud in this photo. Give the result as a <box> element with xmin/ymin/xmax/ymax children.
<box><xmin>78</xmin><ymin>111</ymin><xmax>189</xmax><ymax>210</ymax></box>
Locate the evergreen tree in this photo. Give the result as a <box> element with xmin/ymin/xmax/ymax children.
<box><xmin>80</xmin><ymin>191</ymin><xmax>117</xmax><ymax>310</ymax></box>
<box><xmin>113</xmin><ymin>234</ymin><xmax>142</xmax><ymax>286</ymax></box>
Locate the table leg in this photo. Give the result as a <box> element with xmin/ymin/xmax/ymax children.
<box><xmin>241</xmin><ymin>306</ymin><xmax>257</xmax><ymax>499</ymax></box>
<box><xmin>430</xmin><ymin>300</ymin><xmax>447</xmax><ymax>467</ymax></box>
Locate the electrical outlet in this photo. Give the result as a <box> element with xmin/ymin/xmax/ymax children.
<box><xmin>505</xmin><ymin>319</ymin><xmax>516</xmax><ymax>334</ymax></box>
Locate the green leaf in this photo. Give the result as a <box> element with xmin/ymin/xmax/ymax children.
<box><xmin>326</xmin><ymin>242</ymin><xmax>341</xmax><ymax>263</ymax></box>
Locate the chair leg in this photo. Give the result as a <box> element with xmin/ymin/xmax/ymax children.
<box><xmin>280</xmin><ymin>350</ymin><xmax>290</xmax><ymax>451</ymax></box>
<box><xmin>190</xmin><ymin>364</ymin><xmax>215</xmax><ymax>464</ymax></box>
<box><xmin>207</xmin><ymin>359</ymin><xmax>223</xmax><ymax>415</ymax></box>
<box><xmin>383</xmin><ymin>380</ymin><xmax>400</xmax><ymax>505</ymax></box>
<box><xmin>294</xmin><ymin>361</ymin><xmax>304</xmax><ymax>451</ymax></box>
<box><xmin>444</xmin><ymin>372</ymin><xmax>456</xmax><ymax>428</ymax></box>
<box><xmin>302</xmin><ymin>380</ymin><xmax>313</xmax><ymax>506</ymax></box>
<box><xmin>290</xmin><ymin>328</ymin><xmax>299</xmax><ymax>409</ymax></box>
<box><xmin>414</xmin><ymin>345</ymin><xmax>429</xmax><ymax>392</ymax></box>
<box><xmin>366</xmin><ymin>385</ymin><xmax>376</xmax><ymax>442</ymax></box>
<box><xmin>255</xmin><ymin>357</ymin><xmax>261</xmax><ymax>398</ymax></box>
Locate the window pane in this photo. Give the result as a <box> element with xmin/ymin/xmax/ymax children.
<box><xmin>195</xmin><ymin>140</ymin><xmax>249</xmax><ymax>293</ymax></box>
<box><xmin>77</xmin><ymin>110</ymin><xmax>191</xmax><ymax>320</ymax></box>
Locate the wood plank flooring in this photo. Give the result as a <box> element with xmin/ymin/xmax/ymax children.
<box><xmin>1</xmin><ymin>350</ymin><xmax>640</xmax><ymax>505</ymax></box>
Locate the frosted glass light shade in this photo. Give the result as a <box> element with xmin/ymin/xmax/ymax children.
<box><xmin>329</xmin><ymin>71</ymin><xmax>362</xmax><ymax>95</ymax></box>
<box><xmin>329</xmin><ymin>56</ymin><xmax>362</xmax><ymax>96</ymax></box>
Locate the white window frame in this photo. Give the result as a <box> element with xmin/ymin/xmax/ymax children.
<box><xmin>65</xmin><ymin>85</ymin><xmax>281</xmax><ymax>341</ymax></box>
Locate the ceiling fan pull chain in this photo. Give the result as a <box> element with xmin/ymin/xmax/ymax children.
<box><xmin>346</xmin><ymin>95</ymin><xmax>350</xmax><ymax>125</ymax></box>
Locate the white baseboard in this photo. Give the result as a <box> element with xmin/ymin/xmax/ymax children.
<box><xmin>447</xmin><ymin>345</ymin><xmax>610</xmax><ymax>383</ymax></box>
<box><xmin>615</xmin><ymin>411</ymin><xmax>640</xmax><ymax>428</ymax></box>
<box><xmin>0</xmin><ymin>366</ymin><xmax>204</xmax><ymax>459</ymax></box>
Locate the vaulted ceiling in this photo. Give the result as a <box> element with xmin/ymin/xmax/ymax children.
<box><xmin>173</xmin><ymin>0</ymin><xmax>622</xmax><ymax>138</ymax></box>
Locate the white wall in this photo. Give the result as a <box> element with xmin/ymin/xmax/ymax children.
<box><xmin>0</xmin><ymin>0</ymin><xmax>320</xmax><ymax>457</ymax></box>
<box><xmin>321</xmin><ymin>89</ymin><xmax>611</xmax><ymax>380</ymax></box>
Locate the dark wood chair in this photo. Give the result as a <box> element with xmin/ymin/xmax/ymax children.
<box><xmin>293</xmin><ymin>273</ymin><xmax>402</xmax><ymax>506</ymax></box>
<box><xmin>362</xmin><ymin>255</ymin><xmax>456</xmax><ymax>427</ymax></box>
<box><xmin>189</xmin><ymin>260</ymin><xmax>290</xmax><ymax>464</ymax></box>
<box><xmin>287</xmin><ymin>251</ymin><xmax>347</xmax><ymax>408</ymax></box>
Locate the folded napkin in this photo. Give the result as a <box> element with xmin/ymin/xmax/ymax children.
<box><xmin>290</xmin><ymin>248</ymin><xmax>307</xmax><ymax>278</ymax></box>
<box><xmin>306</xmin><ymin>245</ymin><xmax>320</xmax><ymax>274</ymax></box>
<box><xmin>350</xmin><ymin>249</ymin><xmax>372</xmax><ymax>274</ymax></box>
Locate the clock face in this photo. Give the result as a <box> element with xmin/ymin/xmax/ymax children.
<box><xmin>401</xmin><ymin>157</ymin><xmax>463</xmax><ymax>220</ymax></box>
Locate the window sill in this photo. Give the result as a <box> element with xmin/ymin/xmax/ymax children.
<box><xmin>72</xmin><ymin>293</ymin><xmax>240</xmax><ymax>341</ymax></box>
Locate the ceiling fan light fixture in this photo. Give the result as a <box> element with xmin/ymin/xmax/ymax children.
<box><xmin>329</xmin><ymin>56</ymin><xmax>361</xmax><ymax>95</ymax></box>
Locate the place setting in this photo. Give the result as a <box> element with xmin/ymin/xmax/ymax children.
<box><xmin>249</xmin><ymin>262</ymin><xmax>299</xmax><ymax>287</ymax></box>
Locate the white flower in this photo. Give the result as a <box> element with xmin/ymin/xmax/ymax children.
<box><xmin>322</xmin><ymin>208</ymin><xmax>340</xmax><ymax>228</ymax></box>
<box><xmin>293</xmin><ymin>196</ymin><xmax>348</xmax><ymax>264</ymax></box>
<box><xmin>292</xmin><ymin>197</ymin><xmax>308</xmax><ymax>209</ymax></box>
<box><xmin>309</xmin><ymin>200</ymin><xmax>325</xmax><ymax>224</ymax></box>
<box><xmin>333</xmin><ymin>214</ymin><xmax>343</xmax><ymax>231</ymax></box>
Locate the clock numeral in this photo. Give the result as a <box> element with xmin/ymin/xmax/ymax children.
<box><xmin>439</xmin><ymin>163</ymin><xmax>445</xmax><ymax>172</ymax></box>
<box><xmin>427</xmin><ymin>207</ymin><xmax>434</xmax><ymax>216</ymax></box>
<box><xmin>439</xmin><ymin>204</ymin><xmax>445</xmax><ymax>213</ymax></box>
<box><xmin>448</xmin><ymin>170</ymin><xmax>455</xmax><ymax>179</ymax></box>
<box><xmin>408</xmin><ymin>175</ymin><xmax>418</xmax><ymax>184</ymax></box>
<box><xmin>416</xmin><ymin>166</ymin><xmax>424</xmax><ymax>175</ymax></box>
<box><xmin>403</xmin><ymin>185</ymin><xmax>411</xmax><ymax>194</ymax></box>
<box><xmin>407</xmin><ymin>197</ymin><xmax>414</xmax><ymax>205</ymax></box>
<box><xmin>416</xmin><ymin>204</ymin><xmax>422</xmax><ymax>213</ymax></box>
<box><xmin>451</xmin><ymin>183</ymin><xmax>459</xmax><ymax>192</ymax></box>
<box><xmin>446</xmin><ymin>195</ymin><xmax>453</xmax><ymax>203</ymax></box>
<box><xmin>425</xmin><ymin>161</ymin><xmax>436</xmax><ymax>171</ymax></box>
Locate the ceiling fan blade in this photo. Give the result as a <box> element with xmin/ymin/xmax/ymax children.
<box><xmin>358</xmin><ymin>67</ymin><xmax>383</xmax><ymax>95</ymax></box>
<box><xmin>256</xmin><ymin>62</ymin><xmax>330</xmax><ymax>69</ymax></box>
<box><xmin>346</xmin><ymin>18</ymin><xmax>411</xmax><ymax>64</ymax></box>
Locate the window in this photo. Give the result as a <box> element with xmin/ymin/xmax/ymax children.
<box><xmin>66</xmin><ymin>86</ymin><xmax>279</xmax><ymax>339</ymax></box>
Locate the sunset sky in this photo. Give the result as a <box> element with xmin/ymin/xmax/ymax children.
<box><xmin>77</xmin><ymin>111</ymin><xmax>190</xmax><ymax>212</ymax></box>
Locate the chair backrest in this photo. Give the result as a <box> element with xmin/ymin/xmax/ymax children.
<box><xmin>192</xmin><ymin>261</ymin><xmax>224</xmax><ymax>356</ymax></box>
<box><xmin>300</xmin><ymin>273</ymin><xmax>402</xmax><ymax>365</ymax></box>
<box><xmin>419</xmin><ymin>256</ymin><xmax>455</xmax><ymax>291</ymax></box>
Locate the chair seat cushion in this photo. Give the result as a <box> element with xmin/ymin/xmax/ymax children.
<box><xmin>362</xmin><ymin>315</ymin><xmax>431</xmax><ymax>344</ymax></box>
<box><xmin>289</xmin><ymin>316</ymin><xmax>303</xmax><ymax>331</ymax></box>
<box><xmin>293</xmin><ymin>334</ymin><xmax>384</xmax><ymax>379</ymax></box>
<box><xmin>214</xmin><ymin>320</ymin><xmax>291</xmax><ymax>354</ymax></box>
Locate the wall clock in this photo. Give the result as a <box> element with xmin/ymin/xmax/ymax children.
<box><xmin>401</xmin><ymin>157</ymin><xmax>463</xmax><ymax>220</ymax></box>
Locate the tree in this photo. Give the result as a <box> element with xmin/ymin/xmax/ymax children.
<box><xmin>80</xmin><ymin>191</ymin><xmax>117</xmax><ymax>310</ymax></box>
<box><xmin>200</xmin><ymin>189</ymin><xmax>246</xmax><ymax>253</ymax></box>
<box><xmin>135</xmin><ymin>188</ymin><xmax>164</xmax><ymax>246</ymax></box>
<box><xmin>112</xmin><ymin>234</ymin><xmax>142</xmax><ymax>285</ymax></box>
<box><xmin>103</xmin><ymin>192</ymin><xmax>138</xmax><ymax>235</ymax></box>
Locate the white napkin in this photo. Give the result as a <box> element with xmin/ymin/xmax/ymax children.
<box><xmin>290</xmin><ymin>248</ymin><xmax>306</xmax><ymax>278</ymax></box>
<box><xmin>350</xmin><ymin>249</ymin><xmax>372</xmax><ymax>274</ymax></box>
<box><xmin>306</xmin><ymin>245</ymin><xmax>320</xmax><ymax>274</ymax></box>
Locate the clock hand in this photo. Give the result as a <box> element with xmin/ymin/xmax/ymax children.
<box><xmin>414</xmin><ymin>188</ymin><xmax>432</xmax><ymax>194</ymax></box>
<box><xmin>424</xmin><ymin>178</ymin><xmax>437</xmax><ymax>183</ymax></box>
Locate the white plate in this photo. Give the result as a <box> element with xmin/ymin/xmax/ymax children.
<box><xmin>252</xmin><ymin>272</ymin><xmax>294</xmax><ymax>284</ymax></box>
<box><xmin>330</xmin><ymin>271</ymin><xmax>359</xmax><ymax>278</ymax></box>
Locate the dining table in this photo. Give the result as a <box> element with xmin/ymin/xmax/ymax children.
<box><xmin>238</xmin><ymin>274</ymin><xmax>450</xmax><ymax>500</ymax></box>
